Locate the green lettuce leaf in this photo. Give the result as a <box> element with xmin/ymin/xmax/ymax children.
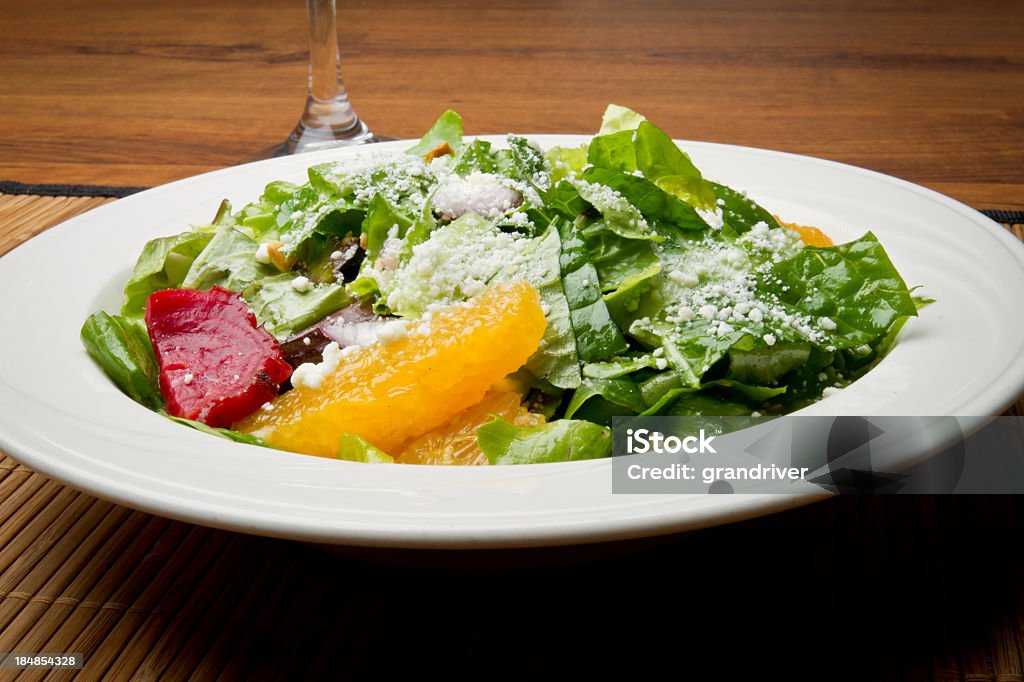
<box><xmin>121</xmin><ymin>231</ymin><xmax>213</xmax><ymax>317</ymax></box>
<box><xmin>478</xmin><ymin>417</ymin><xmax>612</xmax><ymax>465</ymax></box>
<box><xmin>506</xmin><ymin>135</ymin><xmax>549</xmax><ymax>189</ymax></box>
<box><xmin>362</xmin><ymin>194</ymin><xmax>414</xmax><ymax>263</ymax></box>
<box><xmin>546</xmin><ymin>144</ymin><xmax>589</xmax><ymax>184</ymax></box>
<box><xmin>166</xmin><ymin>416</ymin><xmax>278</xmax><ymax>448</ymax></box>
<box><xmin>243</xmin><ymin>274</ymin><xmax>351</xmax><ymax>340</ymax></box>
<box><xmin>337</xmin><ymin>433</ymin><xmax>394</xmax><ymax>463</ymax></box>
<box><xmin>587</xmin><ymin>130</ymin><xmax>638</xmax><ymax>173</ymax></box>
<box><xmin>406</xmin><ymin>110</ymin><xmax>464</xmax><ymax>156</ymax></box>
<box><xmin>515</xmin><ymin>226</ymin><xmax>582</xmax><ymax>390</ymax></box>
<box><xmin>557</xmin><ymin>219</ymin><xmax>629</xmax><ymax>363</ymax></box>
<box><xmin>451</xmin><ymin>139</ymin><xmax>503</xmax><ymax>176</ymax></box>
<box><xmin>598</xmin><ymin>104</ymin><xmax>647</xmax><ymax>135</ymax></box>
<box><xmin>635</xmin><ymin>121</ymin><xmax>716</xmax><ymax>209</ymax></box>
<box><xmin>181</xmin><ymin>226</ymin><xmax>275</xmax><ymax>293</ymax></box>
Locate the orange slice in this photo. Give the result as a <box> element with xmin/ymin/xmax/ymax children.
<box><xmin>778</xmin><ymin>219</ymin><xmax>834</xmax><ymax>247</ymax></box>
<box><xmin>235</xmin><ymin>279</ymin><xmax>547</xmax><ymax>457</ymax></box>
<box><xmin>395</xmin><ymin>389</ymin><xmax>545</xmax><ymax>465</ymax></box>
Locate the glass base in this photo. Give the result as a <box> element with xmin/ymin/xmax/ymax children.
<box><xmin>277</xmin><ymin>116</ymin><xmax>379</xmax><ymax>156</ymax></box>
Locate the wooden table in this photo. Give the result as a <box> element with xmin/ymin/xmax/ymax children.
<box><xmin>1</xmin><ymin>1</ymin><xmax>1023</xmax><ymax>679</ymax></box>
<box><xmin>2</xmin><ymin>0</ymin><xmax>1022</xmax><ymax>209</ymax></box>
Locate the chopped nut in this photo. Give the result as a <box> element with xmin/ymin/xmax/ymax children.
<box><xmin>266</xmin><ymin>240</ymin><xmax>297</xmax><ymax>272</ymax></box>
<box><xmin>424</xmin><ymin>142</ymin><xmax>454</xmax><ymax>162</ymax></box>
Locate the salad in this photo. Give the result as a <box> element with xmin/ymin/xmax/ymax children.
<box><xmin>81</xmin><ymin>105</ymin><xmax>923</xmax><ymax>465</ymax></box>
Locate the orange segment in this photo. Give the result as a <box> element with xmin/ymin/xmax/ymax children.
<box><xmin>778</xmin><ymin>219</ymin><xmax>834</xmax><ymax>247</ymax></box>
<box><xmin>235</xmin><ymin>279</ymin><xmax>547</xmax><ymax>457</ymax></box>
<box><xmin>395</xmin><ymin>390</ymin><xmax>545</xmax><ymax>466</ymax></box>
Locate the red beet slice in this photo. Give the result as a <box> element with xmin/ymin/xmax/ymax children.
<box><xmin>145</xmin><ymin>286</ymin><xmax>292</xmax><ymax>427</ymax></box>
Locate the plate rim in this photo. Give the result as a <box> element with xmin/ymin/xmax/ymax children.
<box><xmin>1</xmin><ymin>135</ymin><xmax>1023</xmax><ymax>548</ymax></box>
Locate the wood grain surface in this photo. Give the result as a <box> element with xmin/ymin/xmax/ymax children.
<box><xmin>1</xmin><ymin>0</ymin><xmax>1021</xmax><ymax>209</ymax></box>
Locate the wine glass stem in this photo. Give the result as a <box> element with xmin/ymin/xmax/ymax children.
<box><xmin>308</xmin><ymin>0</ymin><xmax>344</xmax><ymax>106</ymax></box>
<box><xmin>282</xmin><ymin>0</ymin><xmax>375</xmax><ymax>154</ymax></box>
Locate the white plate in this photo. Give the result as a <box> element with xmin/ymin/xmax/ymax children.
<box><xmin>2</xmin><ymin>137</ymin><xmax>1023</xmax><ymax>548</ymax></box>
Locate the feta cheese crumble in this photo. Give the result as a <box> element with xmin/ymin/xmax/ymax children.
<box><xmin>254</xmin><ymin>243</ymin><xmax>272</xmax><ymax>264</ymax></box>
<box><xmin>432</xmin><ymin>172</ymin><xmax>523</xmax><ymax>220</ymax></box>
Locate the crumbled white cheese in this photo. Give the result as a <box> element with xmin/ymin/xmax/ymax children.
<box><xmin>182</xmin><ymin>373</ymin><xmax>194</xmax><ymax>385</ymax></box>
<box><xmin>696</xmin><ymin>206</ymin><xmax>725</xmax><ymax>230</ymax></box>
<box><xmin>383</xmin><ymin>218</ymin><xmax>537</xmax><ymax>314</ymax></box>
<box><xmin>291</xmin><ymin>342</ymin><xmax>360</xmax><ymax>390</ymax></box>
<box><xmin>432</xmin><ymin>172</ymin><xmax>522</xmax><ymax>220</ymax></box>
<box><xmin>375</xmin><ymin>320</ymin><xmax>408</xmax><ymax>344</ymax></box>
<box><xmin>255</xmin><ymin>243</ymin><xmax>272</xmax><ymax>264</ymax></box>
<box><xmin>291</xmin><ymin>275</ymin><xmax>313</xmax><ymax>293</ymax></box>
<box><xmin>667</xmin><ymin>269</ymin><xmax>699</xmax><ymax>287</ymax></box>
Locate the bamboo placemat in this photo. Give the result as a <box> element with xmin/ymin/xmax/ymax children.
<box><xmin>1</xmin><ymin>191</ymin><xmax>1023</xmax><ymax>680</ymax></box>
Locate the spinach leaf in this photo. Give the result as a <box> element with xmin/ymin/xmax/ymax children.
<box><xmin>539</xmin><ymin>180</ymin><xmax>587</xmax><ymax>223</ymax></box>
<box><xmin>81</xmin><ymin>312</ymin><xmax>163</xmax><ymax>410</ymax></box>
<box><xmin>564</xmin><ymin>377</ymin><xmax>647</xmax><ymax>421</ymax></box>
<box><xmin>727</xmin><ymin>342</ymin><xmax>811</xmax><ymax>385</ymax></box>
<box><xmin>666</xmin><ymin>393</ymin><xmax>753</xmax><ymax>417</ymax></box>
<box><xmin>581</xmin><ymin>168</ymin><xmax>709</xmax><ymax>233</ymax></box>
<box><xmin>659</xmin><ymin>322</ymin><xmax>753</xmax><ymax>387</ymax></box>
<box><xmin>478</xmin><ymin>417</ymin><xmax>612</xmax><ymax>465</ymax></box>
<box><xmin>767</xmin><ymin>232</ymin><xmax>918</xmax><ymax>349</ymax></box>
<box><xmin>582</xmin><ymin>354</ymin><xmax>662</xmax><ymax>380</ymax></box>
<box><xmin>712</xmin><ymin>181</ymin><xmax>781</xmax><ymax>235</ymax></box>
<box><xmin>580</xmin><ymin>219</ymin><xmax>661</xmax><ymax>290</ymax></box>
<box><xmin>702</xmin><ymin>379</ymin><xmax>788</xmax><ymax>403</ymax></box>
